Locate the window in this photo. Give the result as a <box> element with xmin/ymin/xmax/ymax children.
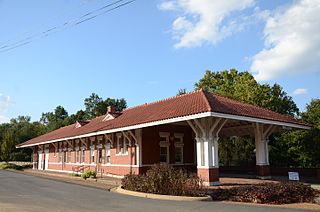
<box><xmin>160</xmin><ymin>146</ymin><xmax>169</xmax><ymax>163</ymax></box>
<box><xmin>90</xmin><ymin>145</ymin><xmax>95</xmax><ymax>163</ymax></box>
<box><xmin>175</xmin><ymin>146</ymin><xmax>183</xmax><ymax>164</ymax></box>
<box><xmin>98</xmin><ymin>149</ymin><xmax>103</xmax><ymax>163</ymax></box>
<box><xmin>116</xmin><ymin>134</ymin><xmax>129</xmax><ymax>155</ymax></box>
<box><xmin>67</xmin><ymin>151</ymin><xmax>71</xmax><ymax>163</ymax></box>
<box><xmin>174</xmin><ymin>133</ymin><xmax>184</xmax><ymax>164</ymax></box>
<box><xmin>105</xmin><ymin>143</ymin><xmax>111</xmax><ymax>164</ymax></box>
<box><xmin>159</xmin><ymin>132</ymin><xmax>170</xmax><ymax>163</ymax></box>
<box><xmin>58</xmin><ymin>151</ymin><xmax>62</xmax><ymax>163</ymax></box>
<box><xmin>116</xmin><ymin>135</ymin><xmax>123</xmax><ymax>154</ymax></box>
<box><xmin>75</xmin><ymin>148</ymin><xmax>80</xmax><ymax>163</ymax></box>
<box><xmin>63</xmin><ymin>151</ymin><xmax>66</xmax><ymax>163</ymax></box>
<box><xmin>124</xmin><ymin>137</ymin><xmax>129</xmax><ymax>154</ymax></box>
<box><xmin>81</xmin><ymin>148</ymin><xmax>85</xmax><ymax>163</ymax></box>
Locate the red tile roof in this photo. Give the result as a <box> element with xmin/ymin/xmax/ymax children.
<box><xmin>18</xmin><ymin>90</ymin><xmax>309</xmax><ymax>147</ymax></box>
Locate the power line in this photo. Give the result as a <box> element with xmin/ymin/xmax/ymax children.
<box><xmin>0</xmin><ymin>0</ymin><xmax>136</xmax><ymax>53</ymax></box>
<box><xmin>0</xmin><ymin>0</ymin><xmax>96</xmax><ymax>48</ymax></box>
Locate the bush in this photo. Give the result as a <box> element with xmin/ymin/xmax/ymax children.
<box><xmin>0</xmin><ymin>163</ymin><xmax>23</xmax><ymax>170</ymax></box>
<box><xmin>210</xmin><ymin>182</ymin><xmax>320</xmax><ymax>204</ymax></box>
<box><xmin>122</xmin><ymin>164</ymin><xmax>206</xmax><ymax>197</ymax></box>
<box><xmin>81</xmin><ymin>170</ymin><xmax>97</xmax><ymax>180</ymax></box>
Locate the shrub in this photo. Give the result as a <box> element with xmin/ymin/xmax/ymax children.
<box><xmin>0</xmin><ymin>163</ymin><xmax>23</xmax><ymax>170</ymax></box>
<box><xmin>122</xmin><ymin>164</ymin><xmax>206</xmax><ymax>197</ymax></box>
<box><xmin>81</xmin><ymin>170</ymin><xmax>97</xmax><ymax>180</ymax></box>
<box><xmin>90</xmin><ymin>171</ymin><xmax>97</xmax><ymax>179</ymax></box>
<box><xmin>210</xmin><ymin>182</ymin><xmax>320</xmax><ymax>204</ymax></box>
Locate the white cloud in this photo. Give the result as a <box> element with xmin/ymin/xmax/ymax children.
<box><xmin>158</xmin><ymin>1</ymin><xmax>176</xmax><ymax>10</ymax></box>
<box><xmin>292</xmin><ymin>88</ymin><xmax>308</xmax><ymax>96</ymax></box>
<box><xmin>251</xmin><ymin>0</ymin><xmax>320</xmax><ymax>81</ymax></box>
<box><xmin>0</xmin><ymin>93</ymin><xmax>11</xmax><ymax>123</ymax></box>
<box><xmin>159</xmin><ymin>0</ymin><xmax>255</xmax><ymax>48</ymax></box>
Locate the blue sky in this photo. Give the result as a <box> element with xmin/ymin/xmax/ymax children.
<box><xmin>0</xmin><ymin>0</ymin><xmax>319</xmax><ymax>123</ymax></box>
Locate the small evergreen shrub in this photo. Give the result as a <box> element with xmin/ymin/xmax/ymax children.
<box><xmin>81</xmin><ymin>170</ymin><xmax>97</xmax><ymax>180</ymax></box>
<box><xmin>122</xmin><ymin>164</ymin><xmax>206</xmax><ymax>197</ymax></box>
<box><xmin>210</xmin><ymin>182</ymin><xmax>320</xmax><ymax>204</ymax></box>
<box><xmin>0</xmin><ymin>163</ymin><xmax>23</xmax><ymax>170</ymax></box>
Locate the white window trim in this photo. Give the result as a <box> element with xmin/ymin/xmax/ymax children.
<box><xmin>105</xmin><ymin>143</ymin><xmax>111</xmax><ymax>164</ymax></box>
<box><xmin>81</xmin><ymin>147</ymin><xmax>85</xmax><ymax>164</ymax></box>
<box><xmin>159</xmin><ymin>132</ymin><xmax>170</xmax><ymax>164</ymax></box>
<box><xmin>174</xmin><ymin>133</ymin><xmax>184</xmax><ymax>164</ymax></box>
<box><xmin>116</xmin><ymin>133</ymin><xmax>129</xmax><ymax>156</ymax></box>
<box><xmin>90</xmin><ymin>145</ymin><xmax>95</xmax><ymax>164</ymax></box>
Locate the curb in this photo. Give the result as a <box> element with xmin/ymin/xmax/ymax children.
<box><xmin>111</xmin><ymin>186</ymin><xmax>212</xmax><ymax>201</ymax></box>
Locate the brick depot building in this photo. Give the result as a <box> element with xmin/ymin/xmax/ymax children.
<box><xmin>17</xmin><ymin>90</ymin><xmax>309</xmax><ymax>185</ymax></box>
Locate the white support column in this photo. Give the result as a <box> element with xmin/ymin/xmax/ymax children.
<box><xmin>195</xmin><ymin>137</ymin><xmax>204</xmax><ymax>167</ymax></box>
<box><xmin>212</xmin><ymin>136</ymin><xmax>219</xmax><ymax>167</ymax></box>
<box><xmin>254</xmin><ymin>123</ymin><xmax>270</xmax><ymax>166</ymax></box>
<box><xmin>135</xmin><ymin>129</ymin><xmax>142</xmax><ymax>167</ymax></box>
<box><xmin>254</xmin><ymin>123</ymin><xmax>276</xmax><ymax>178</ymax></box>
<box><xmin>188</xmin><ymin>117</ymin><xmax>227</xmax><ymax>186</ymax></box>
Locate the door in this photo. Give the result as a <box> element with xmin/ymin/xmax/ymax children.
<box><xmin>44</xmin><ymin>150</ymin><xmax>49</xmax><ymax>170</ymax></box>
<box><xmin>38</xmin><ymin>151</ymin><xmax>43</xmax><ymax>170</ymax></box>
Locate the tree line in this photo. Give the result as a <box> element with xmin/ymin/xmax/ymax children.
<box><xmin>1</xmin><ymin>69</ymin><xmax>319</xmax><ymax>168</ymax></box>
<box><xmin>0</xmin><ymin>94</ymin><xmax>126</xmax><ymax>162</ymax></box>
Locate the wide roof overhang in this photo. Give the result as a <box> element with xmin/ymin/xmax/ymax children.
<box><xmin>17</xmin><ymin>111</ymin><xmax>310</xmax><ymax>148</ymax></box>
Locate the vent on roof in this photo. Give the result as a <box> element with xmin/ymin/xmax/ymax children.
<box><xmin>102</xmin><ymin>106</ymin><xmax>122</xmax><ymax>121</ymax></box>
<box><xmin>75</xmin><ymin>121</ymin><xmax>90</xmax><ymax>128</ymax></box>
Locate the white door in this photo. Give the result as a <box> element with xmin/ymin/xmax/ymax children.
<box><xmin>38</xmin><ymin>151</ymin><xmax>43</xmax><ymax>170</ymax></box>
<box><xmin>44</xmin><ymin>150</ymin><xmax>49</xmax><ymax>170</ymax></box>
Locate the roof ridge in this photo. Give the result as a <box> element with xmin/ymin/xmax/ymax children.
<box><xmin>200</xmin><ymin>89</ymin><xmax>213</xmax><ymax>112</ymax></box>
<box><xmin>123</xmin><ymin>89</ymin><xmax>203</xmax><ymax>112</ymax></box>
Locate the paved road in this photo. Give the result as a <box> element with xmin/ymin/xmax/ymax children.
<box><xmin>0</xmin><ymin>170</ymin><xmax>313</xmax><ymax>212</ymax></box>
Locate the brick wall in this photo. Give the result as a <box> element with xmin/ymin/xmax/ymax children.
<box><xmin>141</xmin><ymin>124</ymin><xmax>196</xmax><ymax>166</ymax></box>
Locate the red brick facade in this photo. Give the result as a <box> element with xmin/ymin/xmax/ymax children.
<box><xmin>33</xmin><ymin>124</ymin><xmax>197</xmax><ymax>177</ymax></box>
<box><xmin>197</xmin><ymin>168</ymin><xmax>219</xmax><ymax>185</ymax></box>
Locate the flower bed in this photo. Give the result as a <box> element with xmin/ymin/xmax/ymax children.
<box><xmin>210</xmin><ymin>182</ymin><xmax>320</xmax><ymax>204</ymax></box>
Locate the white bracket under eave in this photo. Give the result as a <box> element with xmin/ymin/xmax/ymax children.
<box><xmin>52</xmin><ymin>142</ymin><xmax>58</xmax><ymax>153</ymax></box>
<box><xmin>104</xmin><ymin>134</ymin><xmax>114</xmax><ymax>147</ymax></box>
<box><xmin>122</xmin><ymin>131</ymin><xmax>132</xmax><ymax>146</ymax></box>
<box><xmin>128</xmin><ymin>130</ymin><xmax>138</xmax><ymax>143</ymax></box>
<box><xmin>80</xmin><ymin>138</ymin><xmax>87</xmax><ymax>149</ymax></box>
<box><xmin>66</xmin><ymin>139</ymin><xmax>73</xmax><ymax>149</ymax></box>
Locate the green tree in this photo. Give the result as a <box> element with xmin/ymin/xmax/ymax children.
<box><xmin>195</xmin><ymin>69</ymin><xmax>300</xmax><ymax>166</ymax></box>
<box><xmin>84</xmin><ymin>93</ymin><xmax>127</xmax><ymax>119</ymax></box>
<box><xmin>84</xmin><ymin>93</ymin><xmax>103</xmax><ymax>119</ymax></box>
<box><xmin>195</xmin><ymin>69</ymin><xmax>299</xmax><ymax>116</ymax></box>
<box><xmin>40</xmin><ymin>106</ymin><xmax>69</xmax><ymax>132</ymax></box>
<box><xmin>177</xmin><ymin>89</ymin><xmax>187</xmax><ymax>96</ymax></box>
<box><xmin>1</xmin><ymin>129</ymin><xmax>16</xmax><ymax>162</ymax></box>
<box><xmin>301</xmin><ymin>99</ymin><xmax>320</xmax><ymax>129</ymax></box>
<box><xmin>270</xmin><ymin>99</ymin><xmax>320</xmax><ymax>168</ymax></box>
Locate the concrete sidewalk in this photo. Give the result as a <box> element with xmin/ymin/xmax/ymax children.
<box><xmin>16</xmin><ymin>169</ymin><xmax>121</xmax><ymax>190</ymax></box>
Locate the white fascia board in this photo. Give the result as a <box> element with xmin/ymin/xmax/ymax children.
<box><xmin>18</xmin><ymin>111</ymin><xmax>310</xmax><ymax>148</ymax></box>
<box><xmin>209</xmin><ymin>112</ymin><xmax>310</xmax><ymax>130</ymax></box>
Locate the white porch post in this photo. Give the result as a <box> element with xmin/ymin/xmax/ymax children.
<box><xmin>134</xmin><ymin>129</ymin><xmax>142</xmax><ymax>173</ymax></box>
<box><xmin>254</xmin><ymin>123</ymin><xmax>276</xmax><ymax>179</ymax></box>
<box><xmin>188</xmin><ymin>118</ymin><xmax>227</xmax><ymax>186</ymax></box>
<box><xmin>195</xmin><ymin>137</ymin><xmax>204</xmax><ymax>167</ymax></box>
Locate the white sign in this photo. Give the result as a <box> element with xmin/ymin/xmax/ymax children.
<box><xmin>288</xmin><ymin>172</ymin><xmax>300</xmax><ymax>181</ymax></box>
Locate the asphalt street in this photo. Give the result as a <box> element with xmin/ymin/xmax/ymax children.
<box><xmin>0</xmin><ymin>170</ymin><xmax>313</xmax><ymax>212</ymax></box>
